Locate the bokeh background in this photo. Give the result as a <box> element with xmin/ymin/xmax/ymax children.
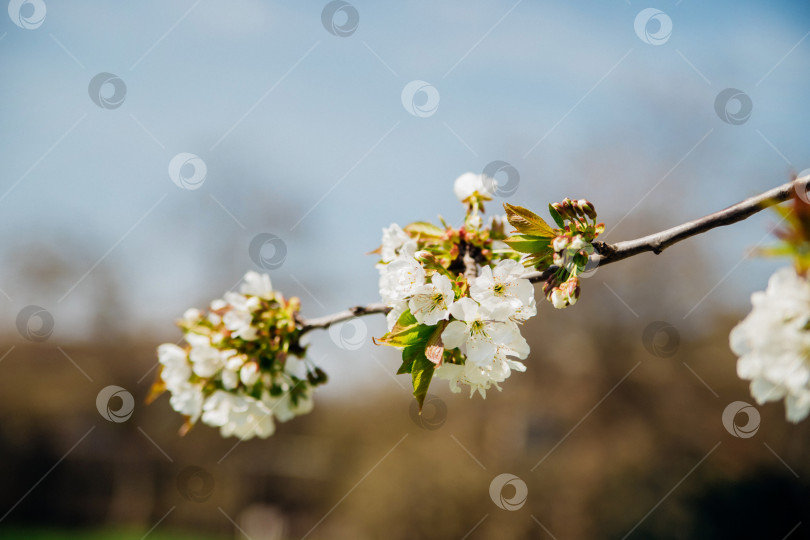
<box><xmin>1</xmin><ymin>1</ymin><xmax>810</xmax><ymax>538</ymax></box>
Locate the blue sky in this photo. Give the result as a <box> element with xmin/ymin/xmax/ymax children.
<box><xmin>0</xmin><ymin>0</ymin><xmax>809</xmax><ymax>354</ymax></box>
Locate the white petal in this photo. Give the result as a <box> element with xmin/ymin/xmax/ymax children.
<box><xmin>158</xmin><ymin>343</ymin><xmax>187</xmax><ymax>366</ymax></box>
<box><xmin>221</xmin><ymin>369</ymin><xmax>239</xmax><ymax>390</ymax></box>
<box><xmin>785</xmin><ymin>394</ymin><xmax>810</xmax><ymax>422</ymax></box>
<box><xmin>750</xmin><ymin>378</ymin><xmax>785</xmax><ymax>404</ymax></box>
<box><xmin>441</xmin><ymin>321</ymin><xmax>468</xmax><ymax>350</ymax></box>
<box><xmin>452</xmin><ymin>297</ymin><xmax>480</xmax><ymax>322</ymax></box>
<box><xmin>241</xmin><ymin>271</ymin><xmax>273</xmax><ymax>299</ymax></box>
<box><xmin>185</xmin><ymin>332</ymin><xmax>210</xmax><ymax>348</ymax></box>
<box><xmin>466</xmin><ymin>336</ymin><xmax>497</xmax><ymax>366</ymax></box>
<box><xmin>469</xmin><ymin>266</ymin><xmax>494</xmax><ymax>302</ymax></box>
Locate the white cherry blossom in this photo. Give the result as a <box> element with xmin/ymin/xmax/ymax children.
<box><xmin>730</xmin><ymin>267</ymin><xmax>810</xmax><ymax>422</ymax></box>
<box><xmin>168</xmin><ymin>382</ymin><xmax>204</xmax><ymax>423</ymax></box>
<box><xmin>435</xmin><ymin>353</ymin><xmax>525</xmax><ymax>398</ymax></box>
<box><xmin>470</xmin><ymin>259</ymin><xmax>536</xmax><ymax>321</ymax></box>
<box><xmin>219</xmin><ymin>351</ymin><xmax>246</xmax><ymax>390</ymax></box>
<box><xmin>202</xmin><ymin>391</ymin><xmax>275</xmax><ymax>440</ymax></box>
<box><xmin>158</xmin><ymin>343</ymin><xmax>192</xmax><ymax>390</ymax></box>
<box><xmin>156</xmin><ymin>270</ymin><xmax>320</xmax><ymax>439</ymax></box>
<box><xmin>240</xmin><ymin>361</ymin><xmax>260</xmax><ymax>386</ymax></box>
<box><xmin>378</xmin><ymin>256</ymin><xmax>426</xmax><ymax>305</ymax></box>
<box><xmin>240</xmin><ymin>271</ymin><xmax>274</xmax><ymax>299</ymax></box>
<box><xmin>181</xmin><ymin>308</ymin><xmax>201</xmax><ymax>326</ymax></box>
<box><xmin>222</xmin><ymin>292</ymin><xmax>260</xmax><ymax>340</ymax></box>
<box><xmin>186</xmin><ymin>334</ymin><xmax>225</xmax><ymax>378</ymax></box>
<box><xmin>453</xmin><ymin>172</ymin><xmax>494</xmax><ymax>202</ymax></box>
<box><xmin>441</xmin><ymin>298</ymin><xmax>528</xmax><ymax>366</ymax></box>
<box><xmin>408</xmin><ymin>274</ymin><xmax>456</xmax><ymax>326</ymax></box>
<box><xmin>265</xmin><ymin>391</ymin><xmax>315</xmax><ymax>423</ymax></box>
<box><xmin>381</xmin><ymin>223</ymin><xmax>417</xmax><ymax>263</ymax></box>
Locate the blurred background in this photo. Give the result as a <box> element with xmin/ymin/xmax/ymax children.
<box><xmin>1</xmin><ymin>1</ymin><xmax>810</xmax><ymax>538</ymax></box>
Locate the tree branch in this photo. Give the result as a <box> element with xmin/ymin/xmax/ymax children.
<box><xmin>300</xmin><ymin>303</ymin><xmax>390</xmax><ymax>334</ymax></box>
<box><xmin>298</xmin><ymin>175</ymin><xmax>809</xmax><ymax>329</ymax></box>
<box><xmin>525</xmin><ymin>174</ymin><xmax>809</xmax><ymax>282</ymax></box>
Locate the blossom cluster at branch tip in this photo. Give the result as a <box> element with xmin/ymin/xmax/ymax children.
<box><xmin>545</xmin><ymin>198</ymin><xmax>603</xmax><ymax>308</ymax></box>
<box><xmin>153</xmin><ymin>271</ymin><xmax>325</xmax><ymax>439</ymax></box>
<box><xmin>374</xmin><ymin>173</ymin><xmax>536</xmax><ymax>403</ymax></box>
<box><xmin>730</xmin><ymin>267</ymin><xmax>810</xmax><ymax>422</ymax></box>
<box><xmin>503</xmin><ymin>197</ymin><xmax>603</xmax><ymax>309</ymax></box>
<box><xmin>730</xmin><ymin>190</ymin><xmax>810</xmax><ymax>423</ymax></box>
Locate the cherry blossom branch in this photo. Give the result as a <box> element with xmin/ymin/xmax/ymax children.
<box><xmin>593</xmin><ymin>175</ymin><xmax>804</xmax><ymax>266</ymax></box>
<box><xmin>299</xmin><ymin>175</ymin><xmax>809</xmax><ymax>332</ymax></box>
<box><xmin>300</xmin><ymin>303</ymin><xmax>391</xmax><ymax>334</ymax></box>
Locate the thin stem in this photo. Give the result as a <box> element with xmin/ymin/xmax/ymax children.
<box><xmin>525</xmin><ymin>174</ymin><xmax>809</xmax><ymax>281</ymax></box>
<box><xmin>298</xmin><ymin>175</ymin><xmax>809</xmax><ymax>330</ymax></box>
<box><xmin>300</xmin><ymin>303</ymin><xmax>390</xmax><ymax>334</ymax></box>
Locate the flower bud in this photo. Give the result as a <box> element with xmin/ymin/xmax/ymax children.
<box><xmin>578</xmin><ymin>199</ymin><xmax>597</xmax><ymax>219</ymax></box>
<box><xmin>221</xmin><ymin>369</ymin><xmax>239</xmax><ymax>390</ymax></box>
<box><xmin>224</xmin><ymin>351</ymin><xmax>245</xmax><ymax>371</ymax></box>
<box><xmin>453</xmin><ymin>172</ymin><xmax>494</xmax><ymax>203</ymax></box>
<box><xmin>546</xmin><ymin>276</ymin><xmax>580</xmax><ymax>309</ymax></box>
<box><xmin>549</xmin><ymin>288</ymin><xmax>567</xmax><ymax>309</ymax></box>
<box><xmin>569</xmin><ymin>235</ymin><xmax>586</xmax><ymax>251</ymax></box>
<box><xmin>240</xmin><ymin>361</ymin><xmax>260</xmax><ymax>386</ymax></box>
<box><xmin>561</xmin><ymin>276</ymin><xmax>581</xmax><ymax>303</ymax></box>
<box><xmin>181</xmin><ymin>308</ymin><xmax>201</xmax><ymax>325</ymax></box>
<box><xmin>553</xmin><ymin>235</ymin><xmax>570</xmax><ymax>252</ymax></box>
<box><xmin>564</xmin><ymin>199</ymin><xmax>577</xmax><ymax>216</ymax></box>
<box><xmin>551</xmin><ymin>202</ymin><xmax>568</xmax><ymax>221</ymax></box>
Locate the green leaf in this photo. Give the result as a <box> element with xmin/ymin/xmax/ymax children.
<box><xmin>396</xmin><ymin>308</ymin><xmax>417</xmax><ymax>327</ymax></box>
<box><xmin>397</xmin><ymin>322</ymin><xmax>445</xmax><ymax>374</ymax></box>
<box><xmin>504</xmin><ymin>203</ymin><xmax>555</xmax><ymax>237</ymax></box>
<box><xmin>415</xmin><ymin>251</ymin><xmax>451</xmax><ymax>274</ymax></box>
<box><xmin>523</xmin><ymin>252</ymin><xmax>553</xmax><ymax>269</ymax></box>
<box><xmin>411</xmin><ymin>351</ymin><xmax>435</xmax><ymax>410</ymax></box>
<box><xmin>374</xmin><ymin>309</ymin><xmax>436</xmax><ymax>348</ymax></box>
<box><xmin>378</xmin><ymin>311</ymin><xmax>442</xmax><ymax>408</ymax></box>
<box><xmin>397</xmin><ymin>345</ymin><xmax>421</xmax><ymax>374</ymax></box>
<box><xmin>376</xmin><ymin>323</ymin><xmax>433</xmax><ymax>348</ymax></box>
<box><xmin>405</xmin><ymin>221</ymin><xmax>445</xmax><ymax>238</ymax></box>
<box><xmin>548</xmin><ymin>203</ymin><xmax>565</xmax><ymax>228</ymax></box>
<box><xmin>503</xmin><ymin>234</ymin><xmax>552</xmax><ymax>254</ymax></box>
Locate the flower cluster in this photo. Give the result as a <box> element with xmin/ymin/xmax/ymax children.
<box><xmin>152</xmin><ymin>271</ymin><xmax>325</xmax><ymax>439</ymax></box>
<box><xmin>504</xmin><ymin>198</ymin><xmax>604</xmax><ymax>309</ymax></box>
<box><xmin>730</xmin><ymin>188</ymin><xmax>810</xmax><ymax>423</ymax></box>
<box><xmin>545</xmin><ymin>198</ymin><xmax>602</xmax><ymax>307</ymax></box>
<box><xmin>375</xmin><ymin>173</ymin><xmax>536</xmax><ymax>403</ymax></box>
<box><xmin>152</xmin><ymin>173</ymin><xmax>606</xmax><ymax>433</ymax></box>
<box><xmin>730</xmin><ymin>267</ymin><xmax>810</xmax><ymax>422</ymax></box>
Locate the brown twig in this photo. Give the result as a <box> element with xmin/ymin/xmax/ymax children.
<box><xmin>300</xmin><ymin>303</ymin><xmax>390</xmax><ymax>334</ymax></box>
<box><xmin>299</xmin><ymin>175</ymin><xmax>809</xmax><ymax>331</ymax></box>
